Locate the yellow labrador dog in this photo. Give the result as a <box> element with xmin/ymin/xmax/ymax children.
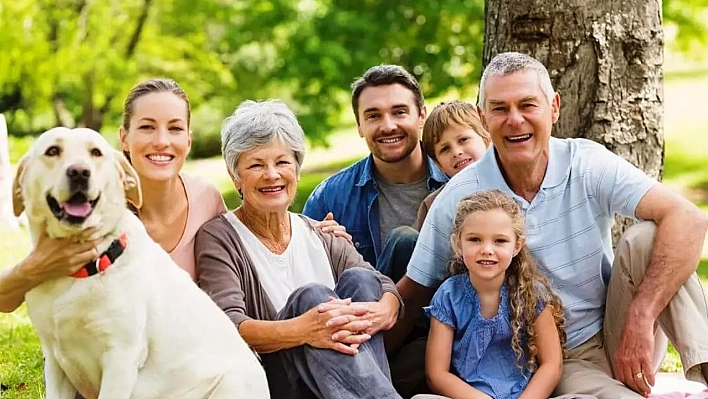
<box><xmin>13</xmin><ymin>127</ymin><xmax>270</xmax><ymax>399</ymax></box>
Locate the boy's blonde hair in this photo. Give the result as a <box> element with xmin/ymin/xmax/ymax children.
<box><xmin>449</xmin><ymin>190</ymin><xmax>567</xmax><ymax>372</ymax></box>
<box><xmin>422</xmin><ymin>100</ymin><xmax>491</xmax><ymax>161</ymax></box>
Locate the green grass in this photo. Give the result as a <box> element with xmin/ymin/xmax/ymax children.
<box><xmin>0</xmin><ymin>307</ymin><xmax>44</xmax><ymax>399</ymax></box>
<box><xmin>0</xmin><ymin>229</ymin><xmax>40</xmax><ymax>398</ymax></box>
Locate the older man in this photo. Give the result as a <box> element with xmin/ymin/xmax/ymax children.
<box><xmin>396</xmin><ymin>52</ymin><xmax>708</xmax><ymax>398</ymax></box>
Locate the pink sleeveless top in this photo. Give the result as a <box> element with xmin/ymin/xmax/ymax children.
<box><xmin>168</xmin><ymin>174</ymin><xmax>227</xmax><ymax>279</ymax></box>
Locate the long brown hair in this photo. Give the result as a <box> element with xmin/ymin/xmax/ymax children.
<box><xmin>448</xmin><ymin>189</ymin><xmax>567</xmax><ymax>372</ymax></box>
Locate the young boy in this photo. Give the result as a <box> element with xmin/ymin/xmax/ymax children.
<box><xmin>413</xmin><ymin>100</ymin><xmax>491</xmax><ymax>230</ymax></box>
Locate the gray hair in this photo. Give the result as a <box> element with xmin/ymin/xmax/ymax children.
<box><xmin>478</xmin><ymin>52</ymin><xmax>555</xmax><ymax>109</ymax></box>
<box><xmin>221</xmin><ymin>99</ymin><xmax>306</xmax><ymax>180</ymax></box>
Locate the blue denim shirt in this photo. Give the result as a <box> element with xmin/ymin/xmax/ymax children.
<box><xmin>424</xmin><ymin>275</ymin><xmax>544</xmax><ymax>399</ymax></box>
<box><xmin>303</xmin><ymin>151</ymin><xmax>447</xmax><ymax>268</ymax></box>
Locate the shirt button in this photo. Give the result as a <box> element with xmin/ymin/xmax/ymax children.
<box><xmin>354</xmin><ymin>242</ymin><xmax>360</xmax><ymax>248</ymax></box>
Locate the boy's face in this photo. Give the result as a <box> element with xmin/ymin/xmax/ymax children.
<box><xmin>433</xmin><ymin>124</ymin><xmax>488</xmax><ymax>177</ymax></box>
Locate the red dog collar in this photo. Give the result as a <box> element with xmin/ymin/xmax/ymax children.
<box><xmin>71</xmin><ymin>233</ymin><xmax>128</xmax><ymax>278</ymax></box>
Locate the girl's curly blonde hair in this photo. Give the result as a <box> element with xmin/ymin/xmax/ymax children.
<box><xmin>448</xmin><ymin>189</ymin><xmax>567</xmax><ymax>372</ymax></box>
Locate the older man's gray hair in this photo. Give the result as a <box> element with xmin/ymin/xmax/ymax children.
<box><xmin>478</xmin><ymin>52</ymin><xmax>556</xmax><ymax>109</ymax></box>
<box><xmin>221</xmin><ymin>99</ymin><xmax>306</xmax><ymax>179</ymax></box>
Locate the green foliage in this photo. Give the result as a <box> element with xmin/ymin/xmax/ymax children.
<box><xmin>0</xmin><ymin>0</ymin><xmax>706</xmax><ymax>153</ymax></box>
<box><xmin>275</xmin><ymin>0</ymin><xmax>486</xmax><ymax>144</ymax></box>
<box><xmin>664</xmin><ymin>0</ymin><xmax>708</xmax><ymax>52</ymax></box>
<box><xmin>7</xmin><ymin>136</ymin><xmax>35</xmax><ymax>164</ymax></box>
<box><xmin>0</xmin><ymin>0</ymin><xmax>485</xmax><ymax>146</ymax></box>
<box><xmin>697</xmin><ymin>258</ymin><xmax>708</xmax><ymax>282</ymax></box>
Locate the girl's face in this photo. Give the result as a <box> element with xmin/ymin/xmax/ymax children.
<box><xmin>119</xmin><ymin>92</ymin><xmax>191</xmax><ymax>184</ymax></box>
<box><xmin>452</xmin><ymin>208</ymin><xmax>525</xmax><ymax>287</ymax></box>
<box><xmin>433</xmin><ymin>124</ymin><xmax>488</xmax><ymax>177</ymax></box>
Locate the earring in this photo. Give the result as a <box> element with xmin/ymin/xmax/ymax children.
<box><xmin>237</xmin><ymin>188</ymin><xmax>243</xmax><ymax>199</ymax></box>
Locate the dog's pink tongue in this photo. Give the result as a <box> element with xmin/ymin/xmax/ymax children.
<box><xmin>63</xmin><ymin>202</ymin><xmax>92</xmax><ymax>217</ymax></box>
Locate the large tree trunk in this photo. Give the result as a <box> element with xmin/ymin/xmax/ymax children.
<box><xmin>482</xmin><ymin>0</ymin><xmax>664</xmax><ymax>244</ymax></box>
<box><xmin>0</xmin><ymin>114</ymin><xmax>19</xmax><ymax>230</ymax></box>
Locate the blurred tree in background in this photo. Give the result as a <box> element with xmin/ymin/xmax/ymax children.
<box><xmin>0</xmin><ymin>0</ymin><xmax>706</xmax><ymax>157</ymax></box>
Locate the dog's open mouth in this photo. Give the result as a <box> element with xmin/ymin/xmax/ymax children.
<box><xmin>47</xmin><ymin>192</ymin><xmax>100</xmax><ymax>225</ymax></box>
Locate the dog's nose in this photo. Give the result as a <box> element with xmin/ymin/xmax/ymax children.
<box><xmin>67</xmin><ymin>163</ymin><xmax>91</xmax><ymax>184</ymax></box>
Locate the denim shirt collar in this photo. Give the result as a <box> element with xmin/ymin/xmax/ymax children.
<box><xmin>355</xmin><ymin>144</ymin><xmax>448</xmax><ymax>189</ymax></box>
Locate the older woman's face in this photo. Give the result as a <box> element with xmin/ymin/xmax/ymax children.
<box><xmin>234</xmin><ymin>140</ymin><xmax>298</xmax><ymax>213</ymax></box>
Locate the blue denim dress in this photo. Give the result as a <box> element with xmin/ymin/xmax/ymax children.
<box><xmin>424</xmin><ymin>274</ymin><xmax>541</xmax><ymax>399</ymax></box>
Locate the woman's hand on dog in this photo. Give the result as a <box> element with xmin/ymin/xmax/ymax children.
<box><xmin>25</xmin><ymin>224</ymin><xmax>102</xmax><ymax>280</ymax></box>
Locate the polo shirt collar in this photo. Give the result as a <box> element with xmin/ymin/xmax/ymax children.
<box><xmin>483</xmin><ymin>137</ymin><xmax>570</xmax><ymax>190</ymax></box>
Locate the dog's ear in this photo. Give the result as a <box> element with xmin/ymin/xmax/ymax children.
<box><xmin>114</xmin><ymin>150</ymin><xmax>142</xmax><ymax>209</ymax></box>
<box><xmin>12</xmin><ymin>154</ymin><xmax>28</xmax><ymax>217</ymax></box>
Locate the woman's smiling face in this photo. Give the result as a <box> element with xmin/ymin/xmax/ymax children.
<box><xmin>120</xmin><ymin>91</ymin><xmax>191</xmax><ymax>183</ymax></box>
<box><xmin>234</xmin><ymin>140</ymin><xmax>299</xmax><ymax>214</ymax></box>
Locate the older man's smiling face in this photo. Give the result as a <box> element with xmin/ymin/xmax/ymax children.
<box><xmin>480</xmin><ymin>70</ymin><xmax>560</xmax><ymax>170</ymax></box>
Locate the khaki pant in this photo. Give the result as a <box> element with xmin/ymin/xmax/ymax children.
<box><xmin>554</xmin><ymin>222</ymin><xmax>708</xmax><ymax>399</ymax></box>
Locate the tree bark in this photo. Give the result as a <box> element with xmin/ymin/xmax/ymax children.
<box><xmin>482</xmin><ymin>0</ymin><xmax>664</xmax><ymax>244</ymax></box>
<box><xmin>0</xmin><ymin>114</ymin><xmax>19</xmax><ymax>230</ymax></box>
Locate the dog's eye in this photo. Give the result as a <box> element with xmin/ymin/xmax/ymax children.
<box><xmin>44</xmin><ymin>146</ymin><xmax>61</xmax><ymax>157</ymax></box>
<box><xmin>91</xmin><ymin>148</ymin><xmax>103</xmax><ymax>157</ymax></box>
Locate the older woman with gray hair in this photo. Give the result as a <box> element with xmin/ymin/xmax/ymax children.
<box><xmin>195</xmin><ymin>99</ymin><xmax>404</xmax><ymax>399</ymax></box>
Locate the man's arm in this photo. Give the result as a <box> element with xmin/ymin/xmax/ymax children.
<box><xmin>614</xmin><ymin>184</ymin><xmax>707</xmax><ymax>394</ymax></box>
<box><xmin>585</xmin><ymin>143</ymin><xmax>706</xmax><ymax>320</ymax></box>
<box><xmin>384</xmin><ymin>276</ymin><xmax>436</xmax><ymax>354</ymax></box>
<box><xmin>632</xmin><ymin>184</ymin><xmax>707</xmax><ymax>322</ymax></box>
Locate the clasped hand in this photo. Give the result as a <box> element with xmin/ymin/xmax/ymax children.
<box><xmin>308</xmin><ymin>295</ymin><xmax>398</xmax><ymax>354</ymax></box>
<box><xmin>302</xmin><ymin>298</ymin><xmax>372</xmax><ymax>355</ymax></box>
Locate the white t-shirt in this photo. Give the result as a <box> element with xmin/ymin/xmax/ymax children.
<box><xmin>225</xmin><ymin>212</ymin><xmax>335</xmax><ymax>312</ymax></box>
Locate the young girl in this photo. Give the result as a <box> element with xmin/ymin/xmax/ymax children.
<box><xmin>423</xmin><ymin>189</ymin><xmax>569</xmax><ymax>399</ymax></box>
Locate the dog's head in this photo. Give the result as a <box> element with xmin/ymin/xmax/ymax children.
<box><xmin>13</xmin><ymin>127</ymin><xmax>142</xmax><ymax>238</ymax></box>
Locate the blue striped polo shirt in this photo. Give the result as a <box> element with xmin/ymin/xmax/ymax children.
<box><xmin>407</xmin><ymin>137</ymin><xmax>658</xmax><ymax>349</ymax></box>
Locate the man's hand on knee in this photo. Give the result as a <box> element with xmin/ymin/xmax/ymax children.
<box><xmin>614</xmin><ymin>309</ymin><xmax>655</xmax><ymax>396</ymax></box>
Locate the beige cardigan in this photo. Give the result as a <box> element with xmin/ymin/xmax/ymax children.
<box><xmin>194</xmin><ymin>213</ymin><xmax>403</xmax><ymax>327</ymax></box>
